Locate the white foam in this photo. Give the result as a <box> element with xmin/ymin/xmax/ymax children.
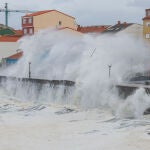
<box><xmin>0</xmin><ymin>28</ymin><xmax>150</xmax><ymax>118</ymax></box>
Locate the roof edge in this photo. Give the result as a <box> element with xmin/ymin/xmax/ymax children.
<box><xmin>23</xmin><ymin>10</ymin><xmax>75</xmax><ymax>19</ymax></box>
<box><xmin>143</xmin><ymin>16</ymin><xmax>150</xmax><ymax>20</ymax></box>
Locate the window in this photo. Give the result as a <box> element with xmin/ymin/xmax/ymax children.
<box><xmin>146</xmin><ymin>22</ymin><xmax>150</xmax><ymax>27</ymax></box>
<box><xmin>58</xmin><ymin>21</ymin><xmax>62</xmax><ymax>26</ymax></box>
<box><xmin>146</xmin><ymin>34</ymin><xmax>150</xmax><ymax>39</ymax></box>
<box><xmin>23</xmin><ymin>18</ymin><xmax>27</xmax><ymax>24</ymax></box>
<box><xmin>23</xmin><ymin>28</ymin><xmax>27</xmax><ymax>35</ymax></box>
<box><xmin>29</xmin><ymin>28</ymin><xmax>33</xmax><ymax>34</ymax></box>
<box><xmin>28</xmin><ymin>18</ymin><xmax>32</xmax><ymax>24</ymax></box>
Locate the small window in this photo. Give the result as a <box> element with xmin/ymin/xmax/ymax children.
<box><xmin>29</xmin><ymin>28</ymin><xmax>33</xmax><ymax>34</ymax></box>
<box><xmin>28</xmin><ymin>18</ymin><xmax>32</xmax><ymax>24</ymax></box>
<box><xmin>23</xmin><ymin>28</ymin><xmax>27</xmax><ymax>34</ymax></box>
<box><xmin>23</xmin><ymin>18</ymin><xmax>27</xmax><ymax>24</ymax></box>
<box><xmin>146</xmin><ymin>34</ymin><xmax>150</xmax><ymax>39</ymax></box>
<box><xmin>146</xmin><ymin>22</ymin><xmax>150</xmax><ymax>27</ymax></box>
<box><xmin>58</xmin><ymin>21</ymin><xmax>62</xmax><ymax>26</ymax></box>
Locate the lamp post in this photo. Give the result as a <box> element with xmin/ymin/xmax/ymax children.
<box><xmin>29</xmin><ymin>62</ymin><xmax>31</xmax><ymax>79</ymax></box>
<box><xmin>108</xmin><ymin>65</ymin><xmax>112</xmax><ymax>78</ymax></box>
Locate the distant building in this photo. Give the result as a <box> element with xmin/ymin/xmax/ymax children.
<box><xmin>0</xmin><ymin>24</ymin><xmax>14</xmax><ymax>30</ymax></box>
<box><xmin>0</xmin><ymin>23</ymin><xmax>23</xmax><ymax>64</ymax></box>
<box><xmin>143</xmin><ymin>9</ymin><xmax>150</xmax><ymax>40</ymax></box>
<box><xmin>102</xmin><ymin>21</ymin><xmax>142</xmax><ymax>38</ymax></box>
<box><xmin>0</xmin><ymin>36</ymin><xmax>21</xmax><ymax>62</ymax></box>
<box><xmin>22</xmin><ymin>10</ymin><xmax>77</xmax><ymax>35</ymax></box>
<box><xmin>77</xmin><ymin>25</ymin><xmax>109</xmax><ymax>34</ymax></box>
<box><xmin>0</xmin><ymin>23</ymin><xmax>23</xmax><ymax>36</ymax></box>
<box><xmin>0</xmin><ymin>28</ymin><xmax>15</xmax><ymax>36</ymax></box>
<box><xmin>0</xmin><ymin>24</ymin><xmax>15</xmax><ymax>36</ymax></box>
<box><xmin>1</xmin><ymin>51</ymin><xmax>23</xmax><ymax>66</ymax></box>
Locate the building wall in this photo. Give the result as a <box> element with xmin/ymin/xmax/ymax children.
<box><xmin>142</xmin><ymin>9</ymin><xmax>150</xmax><ymax>40</ymax></box>
<box><xmin>59</xmin><ymin>28</ymin><xmax>83</xmax><ymax>36</ymax></box>
<box><xmin>119</xmin><ymin>24</ymin><xmax>143</xmax><ymax>38</ymax></box>
<box><xmin>0</xmin><ymin>42</ymin><xmax>19</xmax><ymax>60</ymax></box>
<box><xmin>33</xmin><ymin>11</ymin><xmax>77</xmax><ymax>33</ymax></box>
<box><xmin>143</xmin><ymin>19</ymin><xmax>150</xmax><ymax>40</ymax></box>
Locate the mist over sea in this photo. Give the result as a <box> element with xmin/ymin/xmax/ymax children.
<box><xmin>0</xmin><ymin>29</ymin><xmax>150</xmax><ymax>149</ymax></box>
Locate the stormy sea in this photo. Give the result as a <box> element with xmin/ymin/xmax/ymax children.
<box><xmin>0</xmin><ymin>29</ymin><xmax>150</xmax><ymax>150</ymax></box>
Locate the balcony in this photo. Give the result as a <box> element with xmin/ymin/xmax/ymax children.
<box><xmin>22</xmin><ymin>17</ymin><xmax>33</xmax><ymax>27</ymax></box>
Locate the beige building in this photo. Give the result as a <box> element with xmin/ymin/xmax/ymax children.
<box><xmin>59</xmin><ymin>27</ymin><xmax>83</xmax><ymax>36</ymax></box>
<box><xmin>143</xmin><ymin>9</ymin><xmax>150</xmax><ymax>40</ymax></box>
<box><xmin>22</xmin><ymin>10</ymin><xmax>78</xmax><ymax>35</ymax></box>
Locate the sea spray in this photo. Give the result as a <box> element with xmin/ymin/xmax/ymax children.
<box><xmin>116</xmin><ymin>88</ymin><xmax>150</xmax><ymax>119</ymax></box>
<box><xmin>0</xmin><ymin>28</ymin><xmax>150</xmax><ymax>118</ymax></box>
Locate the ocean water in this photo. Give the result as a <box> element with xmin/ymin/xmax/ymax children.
<box><xmin>0</xmin><ymin>29</ymin><xmax>150</xmax><ymax>149</ymax></box>
<box><xmin>0</xmin><ymin>97</ymin><xmax>150</xmax><ymax>150</ymax></box>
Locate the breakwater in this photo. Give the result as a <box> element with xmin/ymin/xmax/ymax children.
<box><xmin>0</xmin><ymin>75</ymin><xmax>75</xmax><ymax>102</ymax></box>
<box><xmin>116</xmin><ymin>83</ymin><xmax>150</xmax><ymax>99</ymax></box>
<box><xmin>0</xmin><ymin>75</ymin><xmax>75</xmax><ymax>87</ymax></box>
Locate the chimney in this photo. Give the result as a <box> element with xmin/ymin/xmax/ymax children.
<box><xmin>117</xmin><ymin>21</ymin><xmax>121</xmax><ymax>25</ymax></box>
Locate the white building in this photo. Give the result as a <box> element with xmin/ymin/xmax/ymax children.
<box><xmin>0</xmin><ymin>36</ymin><xmax>20</xmax><ymax>62</ymax></box>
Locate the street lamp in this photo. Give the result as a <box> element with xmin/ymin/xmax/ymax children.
<box><xmin>108</xmin><ymin>65</ymin><xmax>112</xmax><ymax>78</ymax></box>
<box><xmin>29</xmin><ymin>62</ymin><xmax>31</xmax><ymax>79</ymax></box>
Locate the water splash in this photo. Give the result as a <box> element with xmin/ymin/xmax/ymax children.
<box><xmin>116</xmin><ymin>88</ymin><xmax>150</xmax><ymax>119</ymax></box>
<box><xmin>0</xmin><ymin>28</ymin><xmax>150</xmax><ymax>118</ymax></box>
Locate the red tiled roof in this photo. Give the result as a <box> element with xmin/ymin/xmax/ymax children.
<box><xmin>7</xmin><ymin>51</ymin><xmax>23</xmax><ymax>59</ymax></box>
<box><xmin>58</xmin><ymin>27</ymin><xmax>82</xmax><ymax>34</ymax></box>
<box><xmin>143</xmin><ymin>16</ymin><xmax>150</xmax><ymax>20</ymax></box>
<box><xmin>59</xmin><ymin>27</ymin><xmax>77</xmax><ymax>31</ymax></box>
<box><xmin>24</xmin><ymin>10</ymin><xmax>75</xmax><ymax>19</ymax></box>
<box><xmin>13</xmin><ymin>30</ymin><xmax>23</xmax><ymax>36</ymax></box>
<box><xmin>0</xmin><ymin>36</ymin><xmax>21</xmax><ymax>42</ymax></box>
<box><xmin>77</xmin><ymin>25</ymin><xmax>109</xmax><ymax>33</ymax></box>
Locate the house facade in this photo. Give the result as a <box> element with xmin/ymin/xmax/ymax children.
<box><xmin>22</xmin><ymin>10</ymin><xmax>77</xmax><ymax>35</ymax></box>
<box><xmin>143</xmin><ymin>9</ymin><xmax>150</xmax><ymax>40</ymax></box>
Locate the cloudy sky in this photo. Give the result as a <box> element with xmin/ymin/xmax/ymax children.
<box><xmin>0</xmin><ymin>0</ymin><xmax>150</xmax><ymax>29</ymax></box>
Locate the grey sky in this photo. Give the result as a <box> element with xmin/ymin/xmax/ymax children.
<box><xmin>0</xmin><ymin>0</ymin><xmax>150</xmax><ymax>29</ymax></box>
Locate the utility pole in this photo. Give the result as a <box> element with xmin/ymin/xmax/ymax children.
<box><xmin>29</xmin><ymin>62</ymin><xmax>31</xmax><ymax>79</ymax></box>
<box><xmin>5</xmin><ymin>3</ymin><xmax>8</xmax><ymax>26</ymax></box>
<box><xmin>108</xmin><ymin>65</ymin><xmax>112</xmax><ymax>78</ymax></box>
